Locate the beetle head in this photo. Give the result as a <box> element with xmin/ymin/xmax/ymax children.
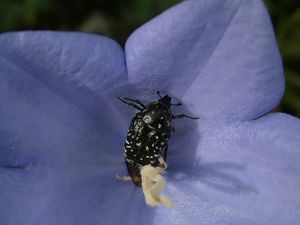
<box><xmin>159</xmin><ymin>95</ymin><xmax>171</xmax><ymax>108</ymax></box>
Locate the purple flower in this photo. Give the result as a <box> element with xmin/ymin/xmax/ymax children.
<box><xmin>1</xmin><ymin>0</ymin><xmax>300</xmax><ymax>224</ymax></box>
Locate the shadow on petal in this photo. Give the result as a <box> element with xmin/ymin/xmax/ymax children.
<box><xmin>168</xmin><ymin>161</ymin><xmax>257</xmax><ymax>194</ymax></box>
<box><xmin>158</xmin><ymin>97</ymin><xmax>202</xmax><ymax>166</ymax></box>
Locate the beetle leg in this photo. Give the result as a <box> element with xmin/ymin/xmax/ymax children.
<box><xmin>122</xmin><ymin>97</ymin><xmax>146</xmax><ymax>108</ymax></box>
<box><xmin>172</xmin><ymin>114</ymin><xmax>199</xmax><ymax>120</ymax></box>
<box><xmin>116</xmin><ymin>174</ymin><xmax>132</xmax><ymax>182</ymax></box>
<box><xmin>171</xmin><ymin>102</ymin><xmax>182</xmax><ymax>106</ymax></box>
<box><xmin>158</xmin><ymin>156</ymin><xmax>168</xmax><ymax>169</ymax></box>
<box><xmin>170</xmin><ymin>126</ymin><xmax>175</xmax><ymax>133</ymax></box>
<box><xmin>157</xmin><ymin>91</ymin><xmax>162</xmax><ymax>98</ymax></box>
<box><xmin>118</xmin><ymin>97</ymin><xmax>144</xmax><ymax>110</ymax></box>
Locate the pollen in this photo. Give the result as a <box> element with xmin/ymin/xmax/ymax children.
<box><xmin>140</xmin><ymin>165</ymin><xmax>174</xmax><ymax>208</ymax></box>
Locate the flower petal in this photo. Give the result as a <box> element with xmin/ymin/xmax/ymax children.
<box><xmin>0</xmin><ymin>31</ymin><xmax>133</xmax><ymax>181</ymax></box>
<box><xmin>0</xmin><ymin>163</ymin><xmax>139</xmax><ymax>225</ymax></box>
<box><xmin>125</xmin><ymin>0</ymin><xmax>284</xmax><ymax>121</ymax></box>
<box><xmin>0</xmin><ymin>31</ymin><xmax>129</xmax><ymax>126</ymax></box>
<box><xmin>161</xmin><ymin>113</ymin><xmax>300</xmax><ymax>224</ymax></box>
<box><xmin>0</xmin><ymin>31</ymin><xmax>127</xmax><ymax>95</ymax></box>
<box><xmin>0</xmin><ymin>32</ymin><xmax>138</xmax><ymax>224</ymax></box>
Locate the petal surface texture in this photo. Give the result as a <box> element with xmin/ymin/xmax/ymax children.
<box><xmin>0</xmin><ymin>31</ymin><xmax>140</xmax><ymax>225</ymax></box>
<box><xmin>125</xmin><ymin>0</ymin><xmax>284</xmax><ymax>121</ymax></box>
<box><xmin>162</xmin><ymin>113</ymin><xmax>300</xmax><ymax>225</ymax></box>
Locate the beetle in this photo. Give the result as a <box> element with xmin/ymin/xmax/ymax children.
<box><xmin>118</xmin><ymin>92</ymin><xmax>198</xmax><ymax>186</ymax></box>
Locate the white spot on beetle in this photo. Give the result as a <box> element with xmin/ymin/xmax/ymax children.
<box><xmin>136</xmin><ymin>142</ymin><xmax>142</xmax><ymax>147</ymax></box>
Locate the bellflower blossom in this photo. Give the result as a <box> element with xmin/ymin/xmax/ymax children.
<box><xmin>1</xmin><ymin>0</ymin><xmax>300</xmax><ymax>224</ymax></box>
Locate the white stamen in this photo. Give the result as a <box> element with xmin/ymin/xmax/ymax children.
<box><xmin>140</xmin><ymin>165</ymin><xmax>174</xmax><ymax>208</ymax></box>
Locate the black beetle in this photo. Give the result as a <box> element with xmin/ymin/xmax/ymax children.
<box><xmin>118</xmin><ymin>92</ymin><xmax>198</xmax><ymax>186</ymax></box>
